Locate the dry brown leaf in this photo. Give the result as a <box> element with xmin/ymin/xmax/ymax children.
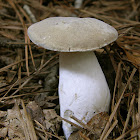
<box><xmin>6</xmin><ymin>109</ymin><xmax>25</xmax><ymax>139</ymax></box>
<box><xmin>0</xmin><ymin>111</ymin><xmax>7</xmax><ymax>117</ymax></box>
<box><xmin>69</xmin><ymin>131</ymin><xmax>90</xmax><ymax>140</ymax></box>
<box><xmin>69</xmin><ymin>112</ymin><xmax>109</xmax><ymax>140</ymax></box>
<box><xmin>43</xmin><ymin>109</ymin><xmax>61</xmax><ymax>134</ymax></box>
<box><xmin>26</xmin><ymin>101</ymin><xmax>45</xmax><ymax>125</ymax></box>
<box><xmin>0</xmin><ymin>127</ymin><xmax>8</xmax><ymax>138</ymax></box>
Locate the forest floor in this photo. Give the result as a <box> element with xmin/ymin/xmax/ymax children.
<box><xmin>0</xmin><ymin>0</ymin><xmax>140</xmax><ymax>139</ymax></box>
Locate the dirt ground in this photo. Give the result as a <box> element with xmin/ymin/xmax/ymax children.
<box><xmin>0</xmin><ymin>0</ymin><xmax>140</xmax><ymax>139</ymax></box>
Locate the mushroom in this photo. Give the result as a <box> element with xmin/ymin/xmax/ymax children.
<box><xmin>27</xmin><ymin>17</ymin><xmax>118</xmax><ymax>139</ymax></box>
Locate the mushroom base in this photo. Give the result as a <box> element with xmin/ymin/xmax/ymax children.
<box><xmin>59</xmin><ymin>52</ymin><xmax>110</xmax><ymax>139</ymax></box>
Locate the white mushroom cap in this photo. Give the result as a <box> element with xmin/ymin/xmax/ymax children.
<box><xmin>28</xmin><ymin>17</ymin><xmax>118</xmax><ymax>52</ymax></box>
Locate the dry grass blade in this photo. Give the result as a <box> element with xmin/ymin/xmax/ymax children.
<box><xmin>78</xmin><ymin>131</ymin><xmax>91</xmax><ymax>140</ymax></box>
<box><xmin>100</xmin><ymin>68</ymin><xmax>137</xmax><ymax>140</ymax></box>
<box><xmin>15</xmin><ymin>100</ymin><xmax>30</xmax><ymax>140</ymax></box>
<box><xmin>0</xmin><ymin>59</ymin><xmax>24</xmax><ymax>73</ymax></box>
<box><xmin>28</xmin><ymin>37</ymin><xmax>36</xmax><ymax>70</ymax></box>
<box><xmin>25</xmin><ymin>28</ymin><xmax>30</xmax><ymax>76</ymax></box>
<box><xmin>0</xmin><ymin>91</ymin><xmax>57</xmax><ymax>100</ymax></box>
<box><xmin>138</xmin><ymin>67</ymin><xmax>140</xmax><ymax>139</ymax></box>
<box><xmin>122</xmin><ymin>94</ymin><xmax>135</xmax><ymax>134</ymax></box>
<box><xmin>0</xmin><ymin>52</ymin><xmax>53</xmax><ymax>73</ymax></box>
<box><xmin>79</xmin><ymin>9</ymin><xmax>140</xmax><ymax>24</ymax></box>
<box><xmin>6</xmin><ymin>0</ymin><xmax>25</xmax><ymax>27</ymax></box>
<box><xmin>21</xmin><ymin>100</ymin><xmax>38</xmax><ymax>140</ymax></box>
<box><xmin>11</xmin><ymin>74</ymin><xmax>33</xmax><ymax>96</ymax></box>
<box><xmin>115</xmin><ymin>123</ymin><xmax>140</xmax><ymax>140</ymax></box>
<box><xmin>7</xmin><ymin>0</ymin><xmax>30</xmax><ymax>76</ymax></box>
<box><xmin>70</xmin><ymin>115</ymin><xmax>95</xmax><ymax>134</ymax></box>
<box><xmin>57</xmin><ymin>115</ymin><xmax>83</xmax><ymax>130</ymax></box>
<box><xmin>17</xmin><ymin>3</ymin><xmax>32</xmax><ymax>24</ymax></box>
<box><xmin>111</xmin><ymin>62</ymin><xmax>122</xmax><ymax>112</ymax></box>
<box><xmin>34</xmin><ymin>120</ymin><xmax>64</xmax><ymax>140</ymax></box>
<box><xmin>9</xmin><ymin>54</ymin><xmax>58</xmax><ymax>96</ymax></box>
<box><xmin>103</xmin><ymin>120</ymin><xmax>118</xmax><ymax>140</ymax></box>
<box><xmin>17</xmin><ymin>49</ymin><xmax>22</xmax><ymax>83</ymax></box>
<box><xmin>0</xmin><ymin>79</ymin><xmax>18</xmax><ymax>102</ymax></box>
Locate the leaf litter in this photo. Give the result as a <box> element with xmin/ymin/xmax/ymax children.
<box><xmin>0</xmin><ymin>0</ymin><xmax>140</xmax><ymax>139</ymax></box>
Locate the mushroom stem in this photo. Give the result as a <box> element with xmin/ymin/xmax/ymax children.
<box><xmin>59</xmin><ymin>51</ymin><xmax>110</xmax><ymax>139</ymax></box>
